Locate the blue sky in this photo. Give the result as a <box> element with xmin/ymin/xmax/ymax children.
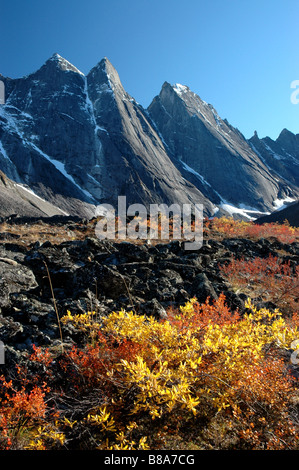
<box><xmin>1</xmin><ymin>0</ymin><xmax>298</xmax><ymax>139</ymax></box>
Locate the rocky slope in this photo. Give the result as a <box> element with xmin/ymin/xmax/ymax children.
<box><xmin>0</xmin><ymin>55</ymin><xmax>213</xmax><ymax>218</ymax></box>
<box><xmin>148</xmin><ymin>82</ymin><xmax>298</xmax><ymax>214</ymax></box>
<box><xmin>0</xmin><ymin>54</ymin><xmax>298</xmax><ymax>220</ymax></box>
<box><xmin>0</xmin><ymin>170</ymin><xmax>86</xmax><ymax>218</ymax></box>
<box><xmin>0</xmin><ymin>218</ymin><xmax>297</xmax><ymax>368</ymax></box>
<box><xmin>249</xmin><ymin>129</ymin><xmax>299</xmax><ymax>188</ymax></box>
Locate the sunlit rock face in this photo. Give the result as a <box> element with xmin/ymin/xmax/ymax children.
<box><xmin>0</xmin><ymin>54</ymin><xmax>298</xmax><ymax>219</ymax></box>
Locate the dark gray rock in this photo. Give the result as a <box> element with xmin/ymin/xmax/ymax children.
<box><xmin>148</xmin><ymin>82</ymin><xmax>299</xmax><ymax>213</ymax></box>
<box><xmin>249</xmin><ymin>130</ymin><xmax>299</xmax><ymax>189</ymax></box>
<box><xmin>0</xmin><ymin>54</ymin><xmax>213</xmax><ymax>218</ymax></box>
<box><xmin>138</xmin><ymin>298</ymin><xmax>168</xmax><ymax>320</ymax></box>
<box><xmin>0</xmin><ymin>258</ymin><xmax>38</xmax><ymax>308</ymax></box>
<box><xmin>0</xmin><ymin>220</ymin><xmax>297</xmax><ymax>368</ymax></box>
<box><xmin>191</xmin><ymin>272</ymin><xmax>218</xmax><ymax>303</ymax></box>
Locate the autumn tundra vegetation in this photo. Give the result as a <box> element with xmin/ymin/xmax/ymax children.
<box><xmin>0</xmin><ymin>217</ymin><xmax>298</xmax><ymax>450</ymax></box>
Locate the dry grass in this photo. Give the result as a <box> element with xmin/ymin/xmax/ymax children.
<box><xmin>0</xmin><ymin>217</ymin><xmax>298</xmax><ymax>250</ymax></box>
<box><xmin>0</xmin><ymin>217</ymin><xmax>199</xmax><ymax>248</ymax></box>
<box><xmin>0</xmin><ymin>220</ymin><xmax>96</xmax><ymax>247</ymax></box>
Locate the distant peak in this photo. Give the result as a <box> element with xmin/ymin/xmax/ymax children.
<box><xmin>95</xmin><ymin>57</ymin><xmax>118</xmax><ymax>75</ymax></box>
<box><xmin>160</xmin><ymin>81</ymin><xmax>186</xmax><ymax>98</ymax></box>
<box><xmin>100</xmin><ymin>56</ymin><xmax>112</xmax><ymax>66</ymax></box>
<box><xmin>276</xmin><ymin>128</ymin><xmax>297</xmax><ymax>145</ymax></box>
<box><xmin>278</xmin><ymin>128</ymin><xmax>294</xmax><ymax>137</ymax></box>
<box><xmin>88</xmin><ymin>57</ymin><xmax>123</xmax><ymax>91</ymax></box>
<box><xmin>46</xmin><ymin>53</ymin><xmax>85</xmax><ymax>76</ymax></box>
<box><xmin>50</xmin><ymin>52</ymin><xmax>62</xmax><ymax>60</ymax></box>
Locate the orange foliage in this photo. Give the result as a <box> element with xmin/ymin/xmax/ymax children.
<box><xmin>59</xmin><ymin>335</ymin><xmax>142</xmax><ymax>393</ymax></box>
<box><xmin>166</xmin><ymin>293</ymin><xmax>240</xmax><ymax>333</ymax></box>
<box><xmin>0</xmin><ymin>375</ymin><xmax>48</xmax><ymax>450</ymax></box>
<box><xmin>1</xmin><ymin>293</ymin><xmax>298</xmax><ymax>450</ymax></box>
<box><xmin>205</xmin><ymin>217</ymin><xmax>299</xmax><ymax>244</ymax></box>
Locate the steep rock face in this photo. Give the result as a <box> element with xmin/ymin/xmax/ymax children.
<box><xmin>249</xmin><ymin>130</ymin><xmax>299</xmax><ymax>189</ymax></box>
<box><xmin>0</xmin><ymin>54</ymin><xmax>298</xmax><ymax>220</ymax></box>
<box><xmin>147</xmin><ymin>82</ymin><xmax>299</xmax><ymax>212</ymax></box>
<box><xmin>86</xmin><ymin>58</ymin><xmax>213</xmax><ymax>211</ymax></box>
<box><xmin>0</xmin><ymin>55</ymin><xmax>213</xmax><ymax>217</ymax></box>
<box><xmin>0</xmin><ymin>169</ymin><xmax>98</xmax><ymax>219</ymax></box>
<box><xmin>0</xmin><ymin>170</ymin><xmax>72</xmax><ymax>218</ymax></box>
<box><xmin>0</xmin><ymin>55</ymin><xmax>98</xmax><ymax>216</ymax></box>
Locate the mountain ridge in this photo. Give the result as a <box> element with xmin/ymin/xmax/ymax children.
<box><xmin>0</xmin><ymin>54</ymin><xmax>298</xmax><ymax>220</ymax></box>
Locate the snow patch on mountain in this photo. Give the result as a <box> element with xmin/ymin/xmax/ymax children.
<box><xmin>0</xmin><ymin>141</ymin><xmax>12</xmax><ymax>161</ymax></box>
<box><xmin>273</xmin><ymin>197</ymin><xmax>296</xmax><ymax>211</ymax></box>
<box><xmin>173</xmin><ymin>84</ymin><xmax>189</xmax><ymax>96</ymax></box>
<box><xmin>29</xmin><ymin>142</ymin><xmax>95</xmax><ymax>202</ymax></box>
<box><xmin>179</xmin><ymin>160</ymin><xmax>270</xmax><ymax>220</ymax></box>
<box><xmin>50</xmin><ymin>53</ymin><xmax>85</xmax><ymax>76</ymax></box>
<box><xmin>181</xmin><ymin>161</ymin><xmax>211</xmax><ymax>188</ymax></box>
<box><xmin>0</xmin><ymin>102</ymin><xmax>97</xmax><ymax>202</ymax></box>
<box><xmin>219</xmin><ymin>201</ymin><xmax>270</xmax><ymax>221</ymax></box>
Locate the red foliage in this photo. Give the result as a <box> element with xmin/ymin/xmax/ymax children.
<box><xmin>167</xmin><ymin>293</ymin><xmax>240</xmax><ymax>333</ymax></box>
<box><xmin>219</xmin><ymin>254</ymin><xmax>299</xmax><ymax>314</ymax></box>
<box><xmin>0</xmin><ymin>376</ymin><xmax>48</xmax><ymax>450</ymax></box>
<box><xmin>205</xmin><ymin>218</ymin><xmax>299</xmax><ymax>244</ymax></box>
<box><xmin>59</xmin><ymin>335</ymin><xmax>142</xmax><ymax>392</ymax></box>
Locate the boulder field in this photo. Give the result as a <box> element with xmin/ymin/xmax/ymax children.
<box><xmin>0</xmin><ymin>218</ymin><xmax>298</xmax><ymax>370</ymax></box>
